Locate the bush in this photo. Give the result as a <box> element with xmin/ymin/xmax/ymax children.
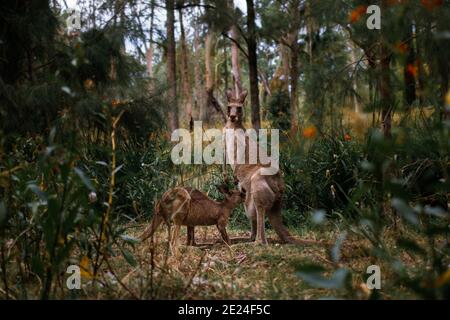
<box><xmin>282</xmin><ymin>134</ymin><xmax>362</xmax><ymax>222</ymax></box>
<box><xmin>267</xmin><ymin>90</ymin><xmax>291</xmax><ymax>132</ymax></box>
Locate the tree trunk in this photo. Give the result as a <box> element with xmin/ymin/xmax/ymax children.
<box><xmin>289</xmin><ymin>45</ymin><xmax>299</xmax><ymax>130</ymax></box>
<box><xmin>280</xmin><ymin>44</ymin><xmax>290</xmax><ymax>91</ymax></box>
<box><xmin>350</xmin><ymin>45</ymin><xmax>361</xmax><ymax>113</ymax></box>
<box><xmin>436</xmin><ymin>17</ymin><xmax>449</xmax><ymax>120</ymax></box>
<box><xmin>205</xmin><ymin>28</ymin><xmax>217</xmax><ymax>124</ymax></box>
<box><xmin>305</xmin><ymin>0</ymin><xmax>313</xmax><ymax>64</ymax></box>
<box><xmin>194</xmin><ymin>24</ymin><xmax>206</xmax><ymax>122</ymax></box>
<box><xmin>166</xmin><ymin>0</ymin><xmax>179</xmax><ymax>131</ymax></box>
<box><xmin>380</xmin><ymin>41</ymin><xmax>392</xmax><ymax>139</ymax></box>
<box><xmin>146</xmin><ymin>47</ymin><xmax>154</xmax><ymax>79</ymax></box>
<box><xmin>286</xmin><ymin>0</ymin><xmax>301</xmax><ymax>131</ymax></box>
<box><xmin>146</xmin><ymin>0</ymin><xmax>155</xmax><ymax>89</ymax></box>
<box><xmin>230</xmin><ymin>24</ymin><xmax>242</xmax><ymax>96</ymax></box>
<box><xmin>178</xmin><ymin>7</ymin><xmax>193</xmax><ymax>129</ymax></box>
<box><xmin>403</xmin><ymin>22</ymin><xmax>416</xmax><ymax>107</ymax></box>
<box><xmin>223</xmin><ymin>37</ymin><xmax>229</xmax><ymax>95</ymax></box>
<box><xmin>228</xmin><ymin>0</ymin><xmax>242</xmax><ymax>98</ymax></box>
<box><xmin>246</xmin><ymin>0</ymin><xmax>261</xmax><ymax>130</ymax></box>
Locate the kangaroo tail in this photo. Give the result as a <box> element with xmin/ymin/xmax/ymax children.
<box><xmin>268</xmin><ymin>203</ymin><xmax>329</xmax><ymax>246</ymax></box>
<box><xmin>140</xmin><ymin>199</ymin><xmax>163</xmax><ymax>241</ymax></box>
<box><xmin>267</xmin><ymin>210</ymin><xmax>297</xmax><ymax>244</ymax></box>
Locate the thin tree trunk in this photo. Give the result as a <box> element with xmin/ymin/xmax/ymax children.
<box><xmin>146</xmin><ymin>48</ymin><xmax>154</xmax><ymax>79</ymax></box>
<box><xmin>194</xmin><ymin>24</ymin><xmax>206</xmax><ymax>122</ymax></box>
<box><xmin>228</xmin><ymin>0</ymin><xmax>242</xmax><ymax>98</ymax></box>
<box><xmin>109</xmin><ymin>0</ymin><xmax>125</xmax><ymax>82</ymax></box>
<box><xmin>289</xmin><ymin>45</ymin><xmax>299</xmax><ymax>130</ymax></box>
<box><xmin>436</xmin><ymin>17</ymin><xmax>449</xmax><ymax>120</ymax></box>
<box><xmin>166</xmin><ymin>0</ymin><xmax>179</xmax><ymax>131</ymax></box>
<box><xmin>280</xmin><ymin>44</ymin><xmax>290</xmax><ymax>91</ymax></box>
<box><xmin>404</xmin><ymin>22</ymin><xmax>416</xmax><ymax>108</ymax></box>
<box><xmin>286</xmin><ymin>0</ymin><xmax>301</xmax><ymax>131</ymax></box>
<box><xmin>380</xmin><ymin>39</ymin><xmax>392</xmax><ymax>138</ymax></box>
<box><xmin>146</xmin><ymin>0</ymin><xmax>155</xmax><ymax>88</ymax></box>
<box><xmin>416</xmin><ymin>40</ymin><xmax>426</xmax><ymax>106</ymax></box>
<box><xmin>178</xmin><ymin>7</ymin><xmax>193</xmax><ymax>129</ymax></box>
<box><xmin>350</xmin><ymin>45</ymin><xmax>361</xmax><ymax>113</ymax></box>
<box><xmin>223</xmin><ymin>36</ymin><xmax>229</xmax><ymax>95</ymax></box>
<box><xmin>205</xmin><ymin>28</ymin><xmax>217</xmax><ymax>124</ymax></box>
<box><xmin>305</xmin><ymin>1</ymin><xmax>313</xmax><ymax>64</ymax></box>
<box><xmin>230</xmin><ymin>24</ymin><xmax>242</xmax><ymax>96</ymax></box>
<box><xmin>246</xmin><ymin>0</ymin><xmax>261</xmax><ymax>130</ymax></box>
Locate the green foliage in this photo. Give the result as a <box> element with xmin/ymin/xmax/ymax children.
<box><xmin>282</xmin><ymin>134</ymin><xmax>361</xmax><ymax>218</ymax></box>
<box><xmin>267</xmin><ymin>90</ymin><xmax>291</xmax><ymax>131</ymax></box>
<box><xmin>113</xmin><ymin>138</ymin><xmax>175</xmax><ymax>218</ymax></box>
<box><xmin>1</xmin><ymin>0</ymin><xmax>449</xmax><ymax>300</ymax></box>
<box><xmin>296</xmin><ymin>121</ymin><xmax>449</xmax><ymax>300</ymax></box>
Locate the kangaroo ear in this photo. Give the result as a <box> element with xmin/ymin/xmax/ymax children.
<box><xmin>239</xmin><ymin>89</ymin><xmax>248</xmax><ymax>103</ymax></box>
<box><xmin>226</xmin><ymin>88</ymin><xmax>234</xmax><ymax>102</ymax></box>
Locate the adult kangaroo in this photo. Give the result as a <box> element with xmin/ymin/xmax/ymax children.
<box><xmin>223</xmin><ymin>88</ymin><xmax>298</xmax><ymax>245</ymax></box>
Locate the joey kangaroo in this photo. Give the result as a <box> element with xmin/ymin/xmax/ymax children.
<box><xmin>223</xmin><ymin>88</ymin><xmax>299</xmax><ymax>245</ymax></box>
<box><xmin>140</xmin><ymin>185</ymin><xmax>244</xmax><ymax>246</ymax></box>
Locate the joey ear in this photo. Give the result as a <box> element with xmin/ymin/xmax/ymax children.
<box><xmin>226</xmin><ymin>88</ymin><xmax>234</xmax><ymax>102</ymax></box>
<box><xmin>239</xmin><ymin>89</ymin><xmax>248</xmax><ymax>103</ymax></box>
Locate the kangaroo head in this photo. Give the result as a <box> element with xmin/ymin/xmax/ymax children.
<box><xmin>225</xmin><ymin>88</ymin><xmax>248</xmax><ymax>124</ymax></box>
<box><xmin>217</xmin><ymin>183</ymin><xmax>244</xmax><ymax>207</ymax></box>
<box><xmin>226</xmin><ymin>189</ymin><xmax>245</xmax><ymax>206</ymax></box>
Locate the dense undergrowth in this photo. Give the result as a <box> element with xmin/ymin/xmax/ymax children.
<box><xmin>1</xmin><ymin>112</ymin><xmax>449</xmax><ymax>299</ymax></box>
<box><xmin>1</xmin><ymin>0</ymin><xmax>449</xmax><ymax>300</ymax></box>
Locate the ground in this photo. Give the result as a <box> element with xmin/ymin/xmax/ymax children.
<box><xmin>76</xmin><ymin>223</ymin><xmax>426</xmax><ymax>300</ymax></box>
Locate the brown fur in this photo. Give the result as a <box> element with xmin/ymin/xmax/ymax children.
<box><xmin>140</xmin><ymin>186</ymin><xmax>243</xmax><ymax>246</ymax></box>
<box><xmin>224</xmin><ymin>88</ymin><xmax>300</xmax><ymax>245</ymax></box>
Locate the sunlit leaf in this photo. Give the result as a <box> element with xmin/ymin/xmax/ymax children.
<box><xmin>424</xmin><ymin>206</ymin><xmax>448</xmax><ymax>218</ymax></box>
<box><xmin>331</xmin><ymin>232</ymin><xmax>347</xmax><ymax>263</ymax></box>
<box><xmin>297</xmin><ymin>268</ymin><xmax>350</xmax><ymax>290</ymax></box>
<box><xmin>80</xmin><ymin>255</ymin><xmax>93</xmax><ymax>279</ymax></box>
<box><xmin>391</xmin><ymin>198</ymin><xmax>419</xmax><ymax>226</ymax></box>
<box><xmin>120</xmin><ymin>234</ymin><xmax>139</xmax><ymax>244</ymax></box>
<box><xmin>311</xmin><ymin>209</ymin><xmax>326</xmax><ymax>225</ymax></box>
<box><xmin>113</xmin><ymin>164</ymin><xmax>124</xmax><ymax>175</ymax></box>
<box><xmin>27</xmin><ymin>184</ymin><xmax>48</xmax><ymax>201</ymax></box>
<box><xmin>122</xmin><ymin>249</ymin><xmax>137</xmax><ymax>267</ymax></box>
<box><xmin>74</xmin><ymin>167</ymin><xmax>95</xmax><ymax>191</ymax></box>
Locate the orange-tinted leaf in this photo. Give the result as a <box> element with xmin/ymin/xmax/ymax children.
<box><xmin>303</xmin><ymin>126</ymin><xmax>317</xmax><ymax>139</ymax></box>
<box><xmin>395</xmin><ymin>42</ymin><xmax>409</xmax><ymax>54</ymax></box>
<box><xmin>436</xmin><ymin>269</ymin><xmax>450</xmax><ymax>287</ymax></box>
<box><xmin>406</xmin><ymin>64</ymin><xmax>418</xmax><ymax>78</ymax></box>
<box><xmin>349</xmin><ymin>6</ymin><xmax>367</xmax><ymax>23</ymax></box>
<box><xmin>83</xmin><ymin>78</ymin><xmax>95</xmax><ymax>90</ymax></box>
<box><xmin>420</xmin><ymin>0</ymin><xmax>443</xmax><ymax>11</ymax></box>
<box><xmin>80</xmin><ymin>255</ymin><xmax>93</xmax><ymax>279</ymax></box>
<box><xmin>111</xmin><ymin>99</ymin><xmax>120</xmax><ymax>107</ymax></box>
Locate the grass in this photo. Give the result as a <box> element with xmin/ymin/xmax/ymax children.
<box><xmin>68</xmin><ymin>221</ymin><xmax>433</xmax><ymax>300</ymax></box>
